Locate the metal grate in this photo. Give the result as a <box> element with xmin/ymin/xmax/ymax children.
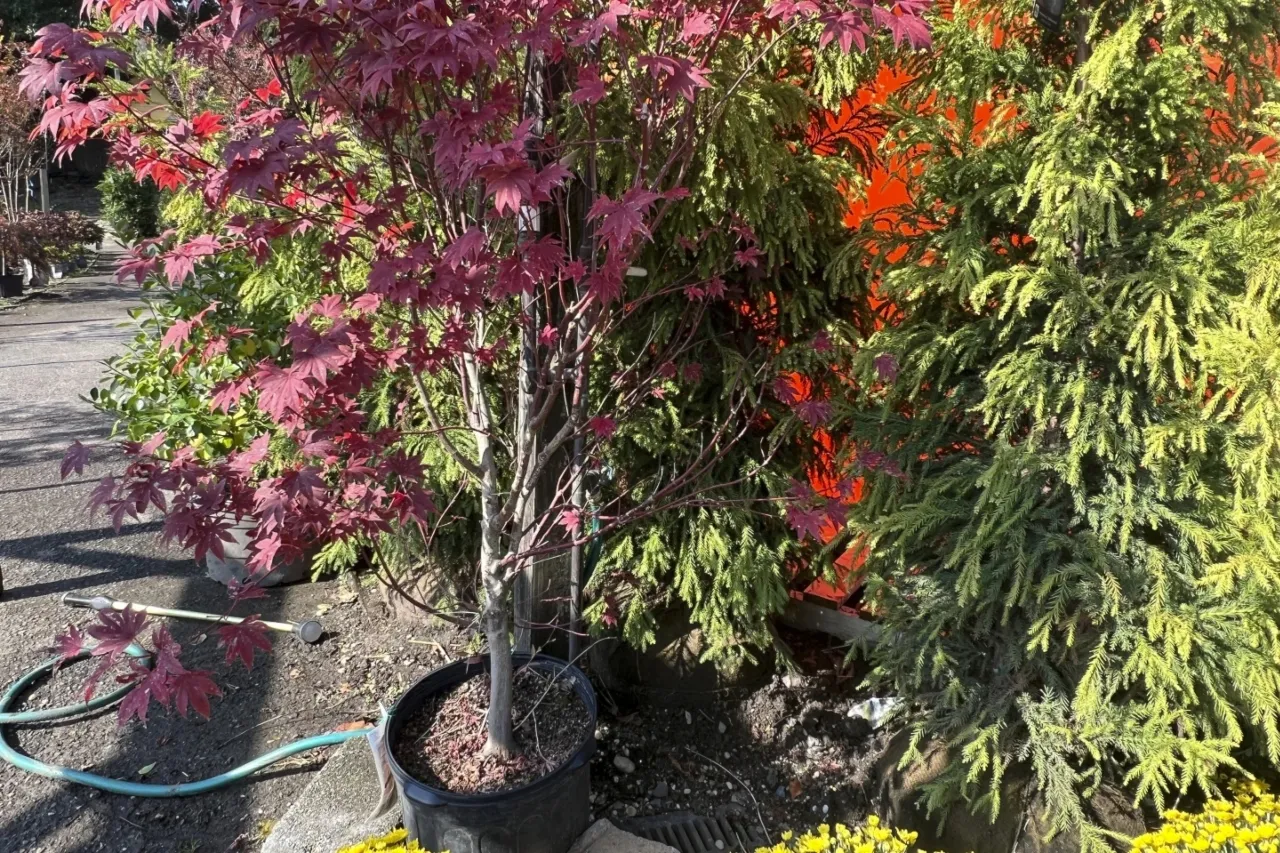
<box><xmin>623</xmin><ymin>812</ymin><xmax>768</xmax><ymax>853</ymax></box>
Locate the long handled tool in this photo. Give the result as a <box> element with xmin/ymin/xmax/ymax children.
<box><xmin>61</xmin><ymin>593</ymin><xmax>324</xmax><ymax>644</ymax></box>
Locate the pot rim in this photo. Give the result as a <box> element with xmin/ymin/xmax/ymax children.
<box><xmin>386</xmin><ymin>653</ymin><xmax>597</xmax><ymax>804</ymax></box>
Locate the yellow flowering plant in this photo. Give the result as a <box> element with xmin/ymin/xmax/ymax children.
<box><xmin>756</xmin><ymin>817</ymin><xmax>946</xmax><ymax>853</ymax></box>
<box><xmin>336</xmin><ymin>828</ymin><xmax>425</xmax><ymax>853</ymax></box>
<box><xmin>1131</xmin><ymin>780</ymin><xmax>1280</xmax><ymax>853</ymax></box>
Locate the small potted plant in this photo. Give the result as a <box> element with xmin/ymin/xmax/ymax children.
<box><xmin>23</xmin><ymin>212</ymin><xmax>104</xmax><ymax>278</ymax></box>
<box><xmin>0</xmin><ymin>218</ymin><xmax>44</xmax><ymax>297</ymax></box>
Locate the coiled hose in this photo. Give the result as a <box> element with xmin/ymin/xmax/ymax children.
<box><xmin>0</xmin><ymin>644</ymin><xmax>371</xmax><ymax>797</ymax></box>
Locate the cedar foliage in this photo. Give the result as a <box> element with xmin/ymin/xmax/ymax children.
<box><xmin>829</xmin><ymin>1</ymin><xmax>1280</xmax><ymax>848</ymax></box>
<box><xmin>585</xmin><ymin>44</ymin><xmax>881</xmax><ymax>661</ymax></box>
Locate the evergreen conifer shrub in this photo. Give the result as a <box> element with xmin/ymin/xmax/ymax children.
<box><xmin>826</xmin><ymin>1</ymin><xmax>1280</xmax><ymax>848</ymax></box>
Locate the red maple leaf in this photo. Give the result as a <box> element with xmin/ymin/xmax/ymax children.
<box><xmin>575</xmin><ymin>0</ymin><xmax>631</xmax><ymax>45</ymax></box>
<box><xmin>211</xmin><ymin>377</ymin><xmax>253</xmax><ymax>413</ymax></box>
<box><xmin>86</xmin><ymin>609</ymin><xmax>148</xmax><ymax>661</ymax></box>
<box><xmin>482</xmin><ymin>160</ymin><xmax>536</xmax><ymax>215</ymax></box>
<box><xmin>114</xmin><ymin>0</ymin><xmax>174</xmax><ymax>30</ymax></box>
<box><xmin>588</xmin><ymin>186</ymin><xmax>660</xmax><ymax>248</ymax></box>
<box><xmin>218</xmin><ymin>619</ymin><xmax>273</xmax><ymax>670</ymax></box>
<box><xmin>191</xmin><ymin>110</ymin><xmax>226</xmax><ymax>140</ymax></box>
<box><xmin>559</xmin><ymin>508</ymin><xmax>582</xmax><ymax>534</ymax></box>
<box><xmin>786</xmin><ymin>504</ymin><xmax>827</xmax><ymax>542</ymax></box>
<box><xmin>872</xmin><ymin>5</ymin><xmax>931</xmax><ymax>49</ymax></box>
<box><xmin>163</xmin><ymin>235</ymin><xmax>220</xmax><ymax>285</ymax></box>
<box><xmin>818</xmin><ymin>12</ymin><xmax>869</xmax><ymax>53</ymax></box>
<box><xmin>55</xmin><ymin>624</ymin><xmax>88</xmax><ymax>661</ymax></box>
<box><xmin>171</xmin><ymin>670</ymin><xmax>221</xmax><ymax>719</ymax></box>
<box><xmin>61</xmin><ymin>441</ymin><xmax>91</xmax><ymax>479</ymax></box>
<box><xmin>116</xmin><ymin>665</ymin><xmax>166</xmax><ymax>724</ymax></box>
<box><xmin>117</xmin><ymin>253</ymin><xmax>159</xmax><ymax>284</ymax></box>
<box><xmin>227</xmin><ymin>579</ymin><xmax>268</xmax><ymax>604</ymax></box>
<box><xmin>588</xmin><ymin>416</ymin><xmax>617</xmax><ymax>439</ymax></box>
<box><xmin>571</xmin><ymin>67</ymin><xmax>608</xmax><ymax>105</ymax></box>
<box><xmin>255</xmin><ymin>363</ymin><xmax>313</xmax><ymax>419</ymax></box>
<box><xmin>160</xmin><ymin>317</ymin><xmax>196</xmax><ymax>352</ymax></box>
<box><xmin>636</xmin><ymin>56</ymin><xmax>711</xmax><ymax>103</ymax></box>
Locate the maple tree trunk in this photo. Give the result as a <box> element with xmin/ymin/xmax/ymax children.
<box><xmin>473</xmin><ymin>350</ymin><xmax>517</xmax><ymax>759</ymax></box>
<box><xmin>482</xmin><ymin>565</ymin><xmax>516</xmax><ymax>759</ymax></box>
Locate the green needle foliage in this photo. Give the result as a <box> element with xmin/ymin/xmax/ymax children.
<box><xmin>583</xmin><ymin>37</ymin><xmax>889</xmax><ymax>663</ymax></box>
<box><xmin>828</xmin><ymin>1</ymin><xmax>1280</xmax><ymax>848</ymax></box>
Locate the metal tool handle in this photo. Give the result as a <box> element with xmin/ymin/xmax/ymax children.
<box><xmin>60</xmin><ymin>594</ymin><xmax>324</xmax><ymax>644</ymax></box>
<box><xmin>60</xmin><ymin>593</ymin><xmax>117</xmax><ymax>612</ymax></box>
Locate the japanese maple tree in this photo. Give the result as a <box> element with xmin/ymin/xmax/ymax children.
<box><xmin>30</xmin><ymin>0</ymin><xmax>929</xmax><ymax>755</ymax></box>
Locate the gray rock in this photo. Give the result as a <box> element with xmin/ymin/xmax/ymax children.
<box><xmin>262</xmin><ymin>738</ymin><xmax>400</xmax><ymax>853</ymax></box>
<box><xmin>568</xmin><ymin>819</ymin><xmax>678</xmax><ymax>853</ymax></box>
<box><xmin>651</xmin><ymin>781</ymin><xmax>669</xmax><ymax>799</ymax></box>
<box><xmin>613</xmin><ymin>754</ymin><xmax>637</xmax><ymax>774</ymax></box>
<box><xmin>766</xmin><ymin>768</ymin><xmax>779</xmax><ymax>787</ymax></box>
<box><xmin>717</xmin><ymin>721</ymin><xmax>727</xmax><ymax>734</ymax></box>
<box><xmin>775</xmin><ymin>786</ymin><xmax>787</xmax><ymax>799</ymax></box>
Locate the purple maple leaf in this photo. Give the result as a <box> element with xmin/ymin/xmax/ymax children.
<box><xmin>170</xmin><ymin>670</ymin><xmax>221</xmax><ymax>719</ymax></box>
<box><xmin>793</xmin><ymin>399</ymin><xmax>833</xmax><ymax>427</ymax></box>
<box><xmin>588</xmin><ymin>187</ymin><xmax>660</xmax><ymax>248</ymax></box>
<box><xmin>55</xmin><ymin>624</ymin><xmax>88</xmax><ymax>661</ymax></box>
<box><xmin>773</xmin><ymin>375</ymin><xmax>802</xmax><ymax>405</ymax></box>
<box><xmin>218</xmin><ymin>619</ymin><xmax>273</xmax><ymax>670</ymax></box>
<box><xmin>874</xmin><ymin>352</ymin><xmax>899</xmax><ymax>383</ymax></box>
<box><xmin>61</xmin><ymin>441</ymin><xmax>91</xmax><ymax>479</ymax></box>
<box><xmin>86</xmin><ymin>609</ymin><xmax>149</xmax><ymax>660</ymax></box>
<box><xmin>786</xmin><ymin>504</ymin><xmax>827</xmax><ymax>542</ymax></box>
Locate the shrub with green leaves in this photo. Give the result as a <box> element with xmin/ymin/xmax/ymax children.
<box><xmin>824</xmin><ymin>1</ymin><xmax>1280</xmax><ymax>849</ymax></box>
<box><xmin>98</xmin><ymin>167</ymin><xmax>161</xmax><ymax>244</ymax></box>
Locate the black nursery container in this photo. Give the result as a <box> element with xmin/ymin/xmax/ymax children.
<box><xmin>0</xmin><ymin>273</ymin><xmax>22</xmax><ymax>298</ymax></box>
<box><xmin>386</xmin><ymin>654</ymin><xmax>597</xmax><ymax>853</ymax></box>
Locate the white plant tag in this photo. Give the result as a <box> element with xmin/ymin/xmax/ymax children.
<box><xmin>366</xmin><ymin>707</ymin><xmax>397</xmax><ymax>819</ymax></box>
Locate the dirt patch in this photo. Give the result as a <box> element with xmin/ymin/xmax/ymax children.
<box><xmin>393</xmin><ymin>666</ymin><xmax>590</xmax><ymax>794</ymax></box>
<box><xmin>587</xmin><ymin>626</ymin><xmax>893</xmax><ymax>838</ymax></box>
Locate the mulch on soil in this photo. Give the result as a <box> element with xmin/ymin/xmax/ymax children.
<box><xmin>392</xmin><ymin>665</ymin><xmax>591</xmax><ymax>794</ymax></box>
<box><xmin>587</xmin><ymin>626</ymin><xmax>893</xmax><ymax>837</ymax></box>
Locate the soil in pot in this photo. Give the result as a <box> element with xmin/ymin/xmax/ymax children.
<box><xmin>392</xmin><ymin>665</ymin><xmax>591</xmax><ymax>795</ymax></box>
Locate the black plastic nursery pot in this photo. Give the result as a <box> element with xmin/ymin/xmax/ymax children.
<box><xmin>387</xmin><ymin>654</ymin><xmax>597</xmax><ymax>853</ymax></box>
<box><xmin>0</xmin><ymin>273</ymin><xmax>22</xmax><ymax>298</ymax></box>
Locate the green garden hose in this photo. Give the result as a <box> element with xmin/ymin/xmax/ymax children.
<box><xmin>0</xmin><ymin>644</ymin><xmax>371</xmax><ymax>797</ymax></box>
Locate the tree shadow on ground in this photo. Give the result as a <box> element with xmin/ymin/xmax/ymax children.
<box><xmin>0</xmin><ymin>408</ymin><xmax>111</xmax><ymax>470</ymax></box>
